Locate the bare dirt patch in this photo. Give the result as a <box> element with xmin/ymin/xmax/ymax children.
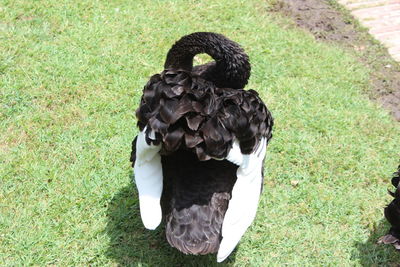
<box><xmin>270</xmin><ymin>0</ymin><xmax>400</xmax><ymax>121</ymax></box>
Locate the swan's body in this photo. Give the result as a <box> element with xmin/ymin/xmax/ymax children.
<box><xmin>130</xmin><ymin>32</ymin><xmax>273</xmax><ymax>262</ymax></box>
<box><xmin>379</xmin><ymin>165</ymin><xmax>400</xmax><ymax>249</ymax></box>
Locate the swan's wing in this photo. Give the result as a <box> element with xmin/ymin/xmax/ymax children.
<box><xmin>225</xmin><ymin>139</ymin><xmax>244</xmax><ymax>166</ymax></box>
<box><xmin>217</xmin><ymin>137</ymin><xmax>267</xmax><ymax>262</ymax></box>
<box><xmin>133</xmin><ymin>128</ymin><xmax>163</xmax><ymax>230</ymax></box>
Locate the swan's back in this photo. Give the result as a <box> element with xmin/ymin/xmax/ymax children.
<box><xmin>161</xmin><ymin>150</ymin><xmax>238</xmax><ymax>254</ymax></box>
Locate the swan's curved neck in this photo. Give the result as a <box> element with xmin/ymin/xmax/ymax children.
<box><xmin>164</xmin><ymin>32</ymin><xmax>251</xmax><ymax>89</ymax></box>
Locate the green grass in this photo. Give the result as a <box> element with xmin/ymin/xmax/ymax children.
<box><xmin>1</xmin><ymin>0</ymin><xmax>400</xmax><ymax>266</ymax></box>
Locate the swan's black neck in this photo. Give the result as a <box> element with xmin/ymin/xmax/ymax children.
<box><xmin>164</xmin><ymin>32</ymin><xmax>251</xmax><ymax>89</ymax></box>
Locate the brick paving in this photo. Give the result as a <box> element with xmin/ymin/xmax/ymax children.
<box><xmin>339</xmin><ymin>0</ymin><xmax>400</xmax><ymax>61</ymax></box>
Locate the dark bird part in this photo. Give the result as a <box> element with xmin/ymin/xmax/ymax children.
<box><xmin>380</xmin><ymin>165</ymin><xmax>400</xmax><ymax>250</ymax></box>
<box><xmin>164</xmin><ymin>32</ymin><xmax>251</xmax><ymax>89</ymax></box>
<box><xmin>136</xmin><ymin>68</ymin><xmax>272</xmax><ymax>160</ymax></box>
<box><xmin>161</xmin><ymin>150</ymin><xmax>238</xmax><ymax>255</ymax></box>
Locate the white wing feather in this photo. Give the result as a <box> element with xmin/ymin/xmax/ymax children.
<box><xmin>217</xmin><ymin>137</ymin><xmax>267</xmax><ymax>262</ymax></box>
<box><xmin>134</xmin><ymin>128</ymin><xmax>163</xmax><ymax>230</ymax></box>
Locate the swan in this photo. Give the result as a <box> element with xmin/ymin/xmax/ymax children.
<box><xmin>130</xmin><ymin>32</ymin><xmax>274</xmax><ymax>262</ymax></box>
<box><xmin>379</xmin><ymin>165</ymin><xmax>400</xmax><ymax>250</ymax></box>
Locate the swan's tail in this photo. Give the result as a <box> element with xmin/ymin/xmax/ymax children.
<box><xmin>379</xmin><ymin>166</ymin><xmax>400</xmax><ymax>249</ymax></box>
<box><xmin>164</xmin><ymin>32</ymin><xmax>251</xmax><ymax>89</ymax></box>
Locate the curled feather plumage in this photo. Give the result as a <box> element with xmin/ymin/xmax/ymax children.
<box><xmin>136</xmin><ymin>69</ymin><xmax>273</xmax><ymax>161</ymax></box>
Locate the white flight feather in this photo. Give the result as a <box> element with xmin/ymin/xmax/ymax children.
<box><xmin>134</xmin><ymin>127</ymin><xmax>163</xmax><ymax>230</ymax></box>
<box><xmin>217</xmin><ymin>137</ymin><xmax>267</xmax><ymax>262</ymax></box>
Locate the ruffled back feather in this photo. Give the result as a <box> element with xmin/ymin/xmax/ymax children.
<box><xmin>136</xmin><ymin>69</ymin><xmax>273</xmax><ymax>160</ymax></box>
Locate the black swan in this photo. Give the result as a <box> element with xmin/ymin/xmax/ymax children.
<box><xmin>379</xmin><ymin>165</ymin><xmax>400</xmax><ymax>250</ymax></box>
<box><xmin>130</xmin><ymin>32</ymin><xmax>274</xmax><ymax>262</ymax></box>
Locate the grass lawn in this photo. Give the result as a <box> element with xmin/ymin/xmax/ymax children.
<box><xmin>1</xmin><ymin>0</ymin><xmax>400</xmax><ymax>265</ymax></box>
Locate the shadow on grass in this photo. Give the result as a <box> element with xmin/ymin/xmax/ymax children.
<box><xmin>353</xmin><ymin>218</ymin><xmax>400</xmax><ymax>266</ymax></box>
<box><xmin>105</xmin><ymin>183</ymin><xmax>237</xmax><ymax>266</ymax></box>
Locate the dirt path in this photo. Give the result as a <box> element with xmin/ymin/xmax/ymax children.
<box><xmin>271</xmin><ymin>0</ymin><xmax>400</xmax><ymax>121</ymax></box>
